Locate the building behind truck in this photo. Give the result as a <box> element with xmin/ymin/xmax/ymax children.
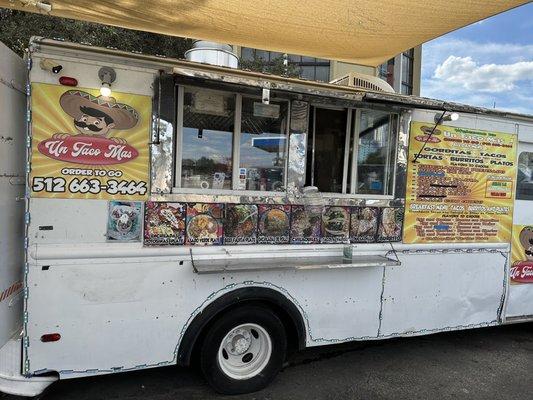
<box><xmin>0</xmin><ymin>35</ymin><xmax>532</xmax><ymax>397</ymax></box>
<box><xmin>237</xmin><ymin>46</ymin><xmax>422</xmax><ymax>95</ymax></box>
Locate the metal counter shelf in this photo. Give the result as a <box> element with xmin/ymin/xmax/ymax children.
<box><xmin>190</xmin><ymin>252</ymin><xmax>401</xmax><ymax>274</ymax></box>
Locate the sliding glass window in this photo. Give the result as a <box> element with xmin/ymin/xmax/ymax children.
<box><xmin>180</xmin><ymin>88</ymin><xmax>235</xmax><ymax>190</ymax></box>
<box><xmin>354</xmin><ymin>110</ymin><xmax>397</xmax><ymax>196</ymax></box>
<box><xmin>239</xmin><ymin>97</ymin><xmax>289</xmax><ymax>191</ymax></box>
<box><xmin>175</xmin><ymin>85</ymin><xmax>397</xmax><ymax>198</ymax></box>
<box><xmin>176</xmin><ymin>86</ymin><xmax>289</xmax><ymax>193</ymax></box>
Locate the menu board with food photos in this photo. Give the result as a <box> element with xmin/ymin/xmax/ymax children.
<box><xmin>224</xmin><ymin>204</ymin><xmax>258</xmax><ymax>245</ymax></box>
<box><xmin>290</xmin><ymin>205</ymin><xmax>322</xmax><ymax>244</ymax></box>
<box><xmin>144</xmin><ymin>202</ymin><xmax>186</xmax><ymax>245</ymax></box>
<box><xmin>186</xmin><ymin>203</ymin><xmax>224</xmax><ymax>245</ymax></box>
<box><xmin>139</xmin><ymin>201</ymin><xmax>404</xmax><ymax>246</ymax></box>
<box><xmin>257</xmin><ymin>204</ymin><xmax>291</xmax><ymax>244</ymax></box>
<box><xmin>350</xmin><ymin>207</ymin><xmax>379</xmax><ymax>243</ymax></box>
<box><xmin>321</xmin><ymin>206</ymin><xmax>350</xmax><ymax>244</ymax></box>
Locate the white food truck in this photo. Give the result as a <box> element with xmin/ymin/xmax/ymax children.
<box><xmin>1</xmin><ymin>37</ymin><xmax>533</xmax><ymax>396</ymax></box>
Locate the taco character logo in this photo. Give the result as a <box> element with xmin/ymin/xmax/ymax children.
<box><xmin>37</xmin><ymin>90</ymin><xmax>140</xmax><ymax>165</ymax></box>
<box><xmin>510</xmin><ymin>226</ymin><xmax>533</xmax><ymax>284</ymax></box>
<box><xmin>30</xmin><ymin>83</ymin><xmax>151</xmax><ymax>200</ymax></box>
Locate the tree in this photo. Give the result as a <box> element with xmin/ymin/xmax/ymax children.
<box><xmin>1</xmin><ymin>8</ymin><xmax>305</xmax><ymax>79</ymax></box>
<box><xmin>240</xmin><ymin>55</ymin><xmax>301</xmax><ymax>78</ymax></box>
<box><xmin>0</xmin><ymin>8</ymin><xmax>193</xmax><ymax>58</ymax></box>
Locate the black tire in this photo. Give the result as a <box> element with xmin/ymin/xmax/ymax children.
<box><xmin>200</xmin><ymin>305</ymin><xmax>287</xmax><ymax>395</ymax></box>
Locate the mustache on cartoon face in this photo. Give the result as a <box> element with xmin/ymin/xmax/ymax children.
<box><xmin>74</xmin><ymin>120</ymin><xmax>103</xmax><ymax>132</ymax></box>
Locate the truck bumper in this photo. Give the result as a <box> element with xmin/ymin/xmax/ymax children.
<box><xmin>0</xmin><ymin>336</ymin><xmax>57</xmax><ymax>397</ymax></box>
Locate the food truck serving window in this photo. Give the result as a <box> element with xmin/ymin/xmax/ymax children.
<box><xmin>305</xmin><ymin>107</ymin><xmax>398</xmax><ymax>196</ymax></box>
<box><xmin>173</xmin><ymin>84</ymin><xmax>398</xmax><ymax>198</ymax></box>
<box><xmin>517</xmin><ymin>152</ymin><xmax>533</xmax><ymax>200</ymax></box>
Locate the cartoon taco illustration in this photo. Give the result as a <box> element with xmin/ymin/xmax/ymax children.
<box><xmin>54</xmin><ymin>90</ymin><xmax>139</xmax><ymax>143</ymax></box>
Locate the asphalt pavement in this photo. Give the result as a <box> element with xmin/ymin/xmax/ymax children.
<box><xmin>4</xmin><ymin>323</ymin><xmax>533</xmax><ymax>400</ymax></box>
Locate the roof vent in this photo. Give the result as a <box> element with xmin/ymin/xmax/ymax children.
<box><xmin>185</xmin><ymin>40</ymin><xmax>238</xmax><ymax>69</ymax></box>
<box><xmin>330</xmin><ymin>71</ymin><xmax>395</xmax><ymax>93</ymax></box>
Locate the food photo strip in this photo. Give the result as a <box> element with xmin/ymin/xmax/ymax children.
<box><xmin>114</xmin><ymin>202</ymin><xmax>404</xmax><ymax>246</ymax></box>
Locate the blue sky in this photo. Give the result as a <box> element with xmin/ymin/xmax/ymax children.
<box><xmin>421</xmin><ymin>2</ymin><xmax>533</xmax><ymax>114</ymax></box>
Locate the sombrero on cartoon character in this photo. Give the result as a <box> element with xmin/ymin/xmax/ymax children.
<box><xmin>59</xmin><ymin>90</ymin><xmax>139</xmax><ymax>138</ymax></box>
<box><xmin>420</xmin><ymin>125</ymin><xmax>442</xmax><ymax>136</ymax></box>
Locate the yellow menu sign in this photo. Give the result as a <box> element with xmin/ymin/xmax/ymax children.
<box><xmin>30</xmin><ymin>83</ymin><xmax>151</xmax><ymax>200</ymax></box>
<box><xmin>403</xmin><ymin>122</ymin><xmax>517</xmax><ymax>244</ymax></box>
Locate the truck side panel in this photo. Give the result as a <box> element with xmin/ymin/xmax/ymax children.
<box><xmin>0</xmin><ymin>42</ymin><xmax>26</xmax><ymax>347</ymax></box>
<box><xmin>25</xmin><ymin>203</ymin><xmax>504</xmax><ymax>376</ymax></box>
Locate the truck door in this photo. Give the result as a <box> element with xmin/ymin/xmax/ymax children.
<box><xmin>506</xmin><ymin>132</ymin><xmax>533</xmax><ymax>319</ymax></box>
<box><xmin>0</xmin><ymin>42</ymin><xmax>26</xmax><ymax>348</ymax></box>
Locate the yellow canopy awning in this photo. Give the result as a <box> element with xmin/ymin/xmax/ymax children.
<box><xmin>1</xmin><ymin>0</ymin><xmax>528</xmax><ymax>66</ymax></box>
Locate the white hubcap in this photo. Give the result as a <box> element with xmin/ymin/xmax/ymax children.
<box><xmin>217</xmin><ymin>323</ymin><xmax>272</xmax><ymax>380</ymax></box>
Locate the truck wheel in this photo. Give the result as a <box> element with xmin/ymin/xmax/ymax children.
<box><xmin>200</xmin><ymin>305</ymin><xmax>287</xmax><ymax>394</ymax></box>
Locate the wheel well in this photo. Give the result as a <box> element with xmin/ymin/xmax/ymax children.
<box><xmin>177</xmin><ymin>287</ymin><xmax>306</xmax><ymax>366</ymax></box>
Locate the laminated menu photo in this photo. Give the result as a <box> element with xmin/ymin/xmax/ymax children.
<box><xmin>377</xmin><ymin>207</ymin><xmax>404</xmax><ymax>242</ymax></box>
<box><xmin>321</xmin><ymin>206</ymin><xmax>350</xmax><ymax>244</ymax></box>
<box><xmin>257</xmin><ymin>204</ymin><xmax>291</xmax><ymax>244</ymax></box>
<box><xmin>144</xmin><ymin>202</ymin><xmax>186</xmax><ymax>246</ymax></box>
<box><xmin>224</xmin><ymin>204</ymin><xmax>258</xmax><ymax>245</ymax></box>
<box><xmin>350</xmin><ymin>207</ymin><xmax>379</xmax><ymax>243</ymax></box>
<box><xmin>290</xmin><ymin>205</ymin><xmax>322</xmax><ymax>244</ymax></box>
<box><xmin>186</xmin><ymin>203</ymin><xmax>224</xmax><ymax>245</ymax></box>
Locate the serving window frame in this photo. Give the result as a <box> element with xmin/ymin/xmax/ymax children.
<box><xmin>173</xmin><ymin>84</ymin><xmax>291</xmax><ymax>196</ymax></box>
<box><xmin>163</xmin><ymin>78</ymin><xmax>403</xmax><ymax>202</ymax></box>
<box><xmin>350</xmin><ymin>111</ymin><xmax>400</xmax><ymax>199</ymax></box>
<box><xmin>307</xmin><ymin>104</ymin><xmax>399</xmax><ymax>200</ymax></box>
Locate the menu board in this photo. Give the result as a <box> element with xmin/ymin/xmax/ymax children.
<box><xmin>404</xmin><ymin>122</ymin><xmax>517</xmax><ymax>243</ymax></box>
<box><xmin>140</xmin><ymin>201</ymin><xmax>405</xmax><ymax>247</ymax></box>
